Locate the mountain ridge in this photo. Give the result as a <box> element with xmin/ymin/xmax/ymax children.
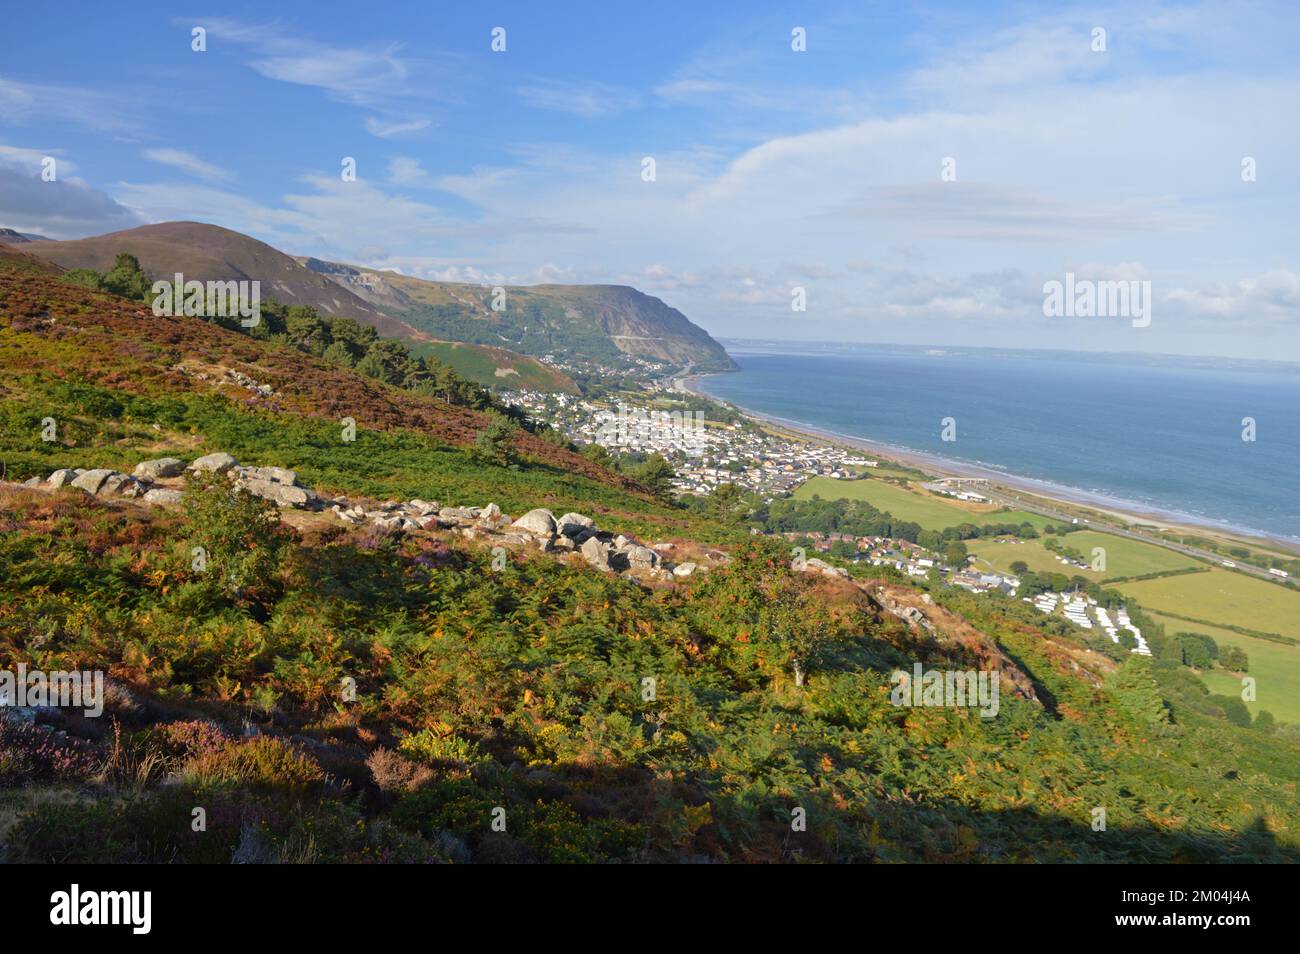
<box><xmin>300</xmin><ymin>255</ymin><xmax>738</xmax><ymax>373</ymax></box>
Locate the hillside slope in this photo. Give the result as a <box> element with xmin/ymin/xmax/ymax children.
<box><xmin>302</xmin><ymin>256</ymin><xmax>737</xmax><ymax>372</ymax></box>
<box><xmin>0</xmin><ymin>257</ymin><xmax>669</xmax><ymax>521</ymax></box>
<box><xmin>2</xmin><ymin>260</ymin><xmax>1299</xmax><ymax>865</ymax></box>
<box><xmin>26</xmin><ymin>222</ymin><xmax>428</xmax><ymax>342</ymax></box>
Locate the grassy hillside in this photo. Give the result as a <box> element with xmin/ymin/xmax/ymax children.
<box><xmin>410</xmin><ymin>341</ymin><xmax>579</xmax><ymax>394</ymax></box>
<box><xmin>1146</xmin><ymin>613</ymin><xmax>1300</xmax><ymax>723</ymax></box>
<box><xmin>26</xmin><ymin>222</ymin><xmax>428</xmax><ymax>342</ymax></box>
<box><xmin>970</xmin><ymin>531</ymin><xmax>1202</xmax><ymax>581</ymax></box>
<box><xmin>2</xmin><ymin>259</ymin><xmax>1298</xmax><ymax>864</ymax></box>
<box><xmin>1119</xmin><ymin>569</ymin><xmax>1300</xmax><ymax>640</ymax></box>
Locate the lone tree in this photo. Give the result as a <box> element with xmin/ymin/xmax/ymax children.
<box><xmin>635</xmin><ymin>453</ymin><xmax>676</xmax><ymax>499</ymax></box>
<box><xmin>474</xmin><ymin>411</ymin><xmax>519</xmax><ymax>468</ymax></box>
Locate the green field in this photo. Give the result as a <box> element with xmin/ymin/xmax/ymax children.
<box><xmin>1119</xmin><ymin>569</ymin><xmax>1300</xmax><ymax>640</ymax></box>
<box><xmin>1147</xmin><ymin>612</ymin><xmax>1300</xmax><ymax>724</ymax></box>
<box><xmin>793</xmin><ymin>476</ymin><xmax>1059</xmax><ymax>532</ymax></box>
<box><xmin>411</xmin><ymin>341</ymin><xmax>578</xmax><ymax>393</ymax></box>
<box><xmin>969</xmin><ymin>530</ymin><xmax>1201</xmax><ymax>581</ymax></box>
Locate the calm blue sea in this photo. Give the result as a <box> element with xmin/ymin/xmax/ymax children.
<box><xmin>695</xmin><ymin>346</ymin><xmax>1300</xmax><ymax>543</ymax></box>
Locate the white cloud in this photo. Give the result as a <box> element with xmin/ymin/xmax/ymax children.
<box><xmin>142</xmin><ymin>148</ymin><xmax>231</xmax><ymax>182</ymax></box>
<box><xmin>0</xmin><ymin>144</ymin><xmax>76</xmax><ymax>175</ymax></box>
<box><xmin>365</xmin><ymin>116</ymin><xmax>431</xmax><ymax>138</ymax></box>
<box><xmin>387</xmin><ymin>156</ymin><xmax>433</xmax><ymax>186</ymax></box>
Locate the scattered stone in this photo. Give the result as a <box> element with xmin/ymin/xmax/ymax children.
<box><xmin>625</xmin><ymin>545</ymin><xmax>659</xmax><ymax>568</ymax></box>
<box><xmin>99</xmin><ymin>473</ymin><xmax>129</xmax><ymax>496</ymax></box>
<box><xmin>132</xmin><ymin>457</ymin><xmax>185</xmax><ymax>479</ymax></box>
<box><xmin>556</xmin><ymin>512</ymin><xmax>594</xmax><ymax>537</ymax></box>
<box><xmin>511</xmin><ymin>508</ymin><xmax>557</xmax><ymax>536</ymax></box>
<box><xmin>241</xmin><ymin>465</ymin><xmax>297</xmax><ymax>485</ymax></box>
<box><xmin>21</xmin><ymin>476</ymin><xmax>41</xmax><ymax>488</ymax></box>
<box><xmin>142</xmin><ymin>487</ymin><xmax>184</xmax><ymax>505</ymax></box>
<box><xmin>188</xmin><ymin>452</ymin><xmax>240</xmax><ymax>475</ymax></box>
<box><xmin>238</xmin><ymin>478</ymin><xmax>316</xmax><ymax>509</ymax></box>
<box><xmin>46</xmin><ymin>468</ymin><xmax>78</xmax><ymax>489</ymax></box>
<box><xmin>118</xmin><ymin>478</ymin><xmax>147</xmax><ymax>499</ymax></box>
<box><xmin>70</xmin><ymin>468</ymin><xmax>115</xmax><ymax>495</ymax></box>
<box><xmin>672</xmin><ymin>562</ymin><xmax>697</xmax><ymax>578</ymax></box>
<box><xmin>580</xmin><ymin>536</ymin><xmax>611</xmax><ymax>571</ymax></box>
<box><xmin>477</xmin><ymin>502</ymin><xmax>510</xmax><ymax>529</ymax></box>
<box><xmin>800</xmin><ymin>557</ymin><xmax>849</xmax><ymax>579</ymax></box>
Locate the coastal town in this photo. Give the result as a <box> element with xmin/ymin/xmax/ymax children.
<box><xmin>500</xmin><ymin>387</ymin><xmax>878</xmax><ymax>497</ymax></box>
<box><xmin>501</xmin><ymin>386</ymin><xmax>1159</xmax><ymax>657</ymax></box>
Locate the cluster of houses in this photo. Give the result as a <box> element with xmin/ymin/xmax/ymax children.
<box><xmin>790</xmin><ymin>533</ymin><xmax>1021</xmax><ymax>593</ymax></box>
<box><xmin>1027</xmin><ymin>592</ymin><xmax>1151</xmax><ymax>655</ymax></box>
<box><xmin>499</xmin><ymin>388</ymin><xmax>877</xmax><ymax>499</ymax></box>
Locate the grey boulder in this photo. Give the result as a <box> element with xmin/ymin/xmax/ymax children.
<box><xmin>511</xmin><ymin>508</ymin><xmax>557</xmax><ymax>536</ymax></box>
<box><xmin>70</xmin><ymin>468</ymin><xmax>115</xmax><ymax>495</ymax></box>
<box><xmin>46</xmin><ymin>469</ymin><xmax>78</xmax><ymax>488</ymax></box>
<box><xmin>580</xmin><ymin>536</ymin><xmax>611</xmax><ymax>571</ymax></box>
<box><xmin>239</xmin><ymin>478</ymin><xmax>315</xmax><ymax>509</ymax></box>
<box><xmin>188</xmin><ymin>452</ymin><xmax>240</xmax><ymax>475</ymax></box>
<box><xmin>132</xmin><ymin>457</ymin><xmax>186</xmax><ymax>480</ymax></box>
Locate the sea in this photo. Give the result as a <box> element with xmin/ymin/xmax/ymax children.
<box><xmin>693</xmin><ymin>343</ymin><xmax>1300</xmax><ymax>544</ymax></box>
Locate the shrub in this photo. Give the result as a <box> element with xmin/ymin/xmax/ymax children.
<box><xmin>398</xmin><ymin>725</ymin><xmax>484</xmax><ymax>766</ymax></box>
<box><xmin>366</xmin><ymin>746</ymin><xmax>435</xmax><ymax>794</ymax></box>
<box><xmin>0</xmin><ymin>718</ymin><xmax>100</xmax><ymax>786</ymax></box>
<box><xmin>181</xmin><ymin>471</ymin><xmax>291</xmax><ymax>602</ymax></box>
<box><xmin>182</xmin><ymin>736</ymin><xmax>325</xmax><ymax>793</ymax></box>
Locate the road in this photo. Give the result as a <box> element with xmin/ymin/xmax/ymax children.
<box><xmin>978</xmin><ymin>485</ymin><xmax>1285</xmax><ymax>583</ymax></box>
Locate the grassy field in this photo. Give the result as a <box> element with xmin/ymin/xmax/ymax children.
<box><xmin>969</xmin><ymin>530</ymin><xmax>1201</xmax><ymax>581</ymax></box>
<box><xmin>1146</xmin><ymin>611</ymin><xmax>1300</xmax><ymax>723</ymax></box>
<box><xmin>793</xmin><ymin>476</ymin><xmax>1059</xmax><ymax>532</ymax></box>
<box><xmin>1119</xmin><ymin>569</ymin><xmax>1300</xmax><ymax>640</ymax></box>
<box><xmin>412</xmin><ymin>341</ymin><xmax>578</xmax><ymax>393</ymax></box>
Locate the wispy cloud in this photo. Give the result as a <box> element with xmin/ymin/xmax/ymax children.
<box><xmin>365</xmin><ymin>116</ymin><xmax>431</xmax><ymax>138</ymax></box>
<box><xmin>516</xmin><ymin>78</ymin><xmax>640</xmax><ymax>117</ymax></box>
<box><xmin>190</xmin><ymin>19</ymin><xmax>454</xmax><ymax>137</ymax></box>
<box><xmin>386</xmin><ymin>156</ymin><xmax>432</xmax><ymax>186</ymax></box>
<box><xmin>0</xmin><ymin>75</ymin><xmax>140</xmax><ymax>132</ymax></box>
<box><xmin>143</xmin><ymin>148</ymin><xmax>231</xmax><ymax>182</ymax></box>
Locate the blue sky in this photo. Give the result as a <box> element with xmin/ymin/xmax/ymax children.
<box><xmin>2</xmin><ymin>0</ymin><xmax>1298</xmax><ymax>359</ymax></box>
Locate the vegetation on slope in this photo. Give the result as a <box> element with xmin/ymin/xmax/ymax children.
<box><xmin>2</xmin><ymin>258</ymin><xmax>1298</xmax><ymax>863</ymax></box>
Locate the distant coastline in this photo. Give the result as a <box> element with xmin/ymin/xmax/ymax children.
<box><xmin>675</xmin><ymin>370</ymin><xmax>1299</xmax><ymax>554</ymax></box>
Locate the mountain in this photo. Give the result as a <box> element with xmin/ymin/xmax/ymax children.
<box><xmin>300</xmin><ymin>256</ymin><xmax>738</xmax><ymax>373</ymax></box>
<box><xmin>25</xmin><ymin>222</ymin><xmax>429</xmax><ymax>342</ymax></box>
<box><xmin>0</xmin><ymin>227</ymin><xmax>49</xmax><ymax>243</ymax></box>
<box><xmin>20</xmin><ymin>222</ymin><xmax>578</xmax><ymax>392</ymax></box>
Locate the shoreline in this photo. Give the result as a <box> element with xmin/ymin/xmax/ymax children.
<box><xmin>675</xmin><ymin>372</ymin><xmax>1300</xmax><ymax>554</ymax></box>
